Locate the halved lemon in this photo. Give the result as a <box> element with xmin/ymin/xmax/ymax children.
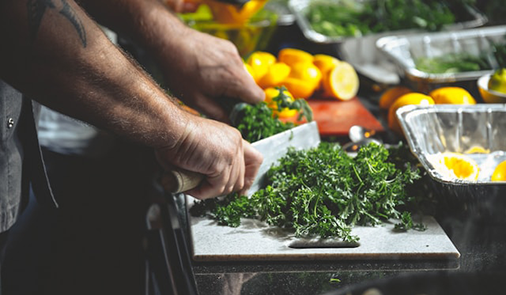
<box><xmin>491</xmin><ymin>160</ymin><xmax>506</xmax><ymax>182</ymax></box>
<box><xmin>312</xmin><ymin>54</ymin><xmax>341</xmax><ymax>90</ymax></box>
<box><xmin>430</xmin><ymin>152</ymin><xmax>480</xmax><ymax>181</ymax></box>
<box><xmin>429</xmin><ymin>87</ymin><xmax>477</xmax><ymax>104</ymax></box>
<box><xmin>321</xmin><ymin>61</ymin><xmax>359</xmax><ymax>101</ymax></box>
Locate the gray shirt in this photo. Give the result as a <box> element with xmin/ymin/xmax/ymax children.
<box><xmin>0</xmin><ymin>80</ymin><xmax>57</xmax><ymax>233</ymax></box>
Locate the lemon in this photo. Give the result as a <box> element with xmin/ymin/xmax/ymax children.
<box><xmin>258</xmin><ymin>62</ymin><xmax>291</xmax><ymax>89</ymax></box>
<box><xmin>246</xmin><ymin>51</ymin><xmax>276</xmax><ymax>83</ymax></box>
<box><xmin>278</xmin><ymin>48</ymin><xmax>314</xmax><ymax>67</ymax></box>
<box><xmin>488</xmin><ymin>68</ymin><xmax>506</xmax><ymax>94</ymax></box>
<box><xmin>312</xmin><ymin>54</ymin><xmax>341</xmax><ymax>90</ymax></box>
<box><xmin>283</xmin><ymin>61</ymin><xmax>322</xmax><ymax>99</ymax></box>
<box><xmin>464</xmin><ymin>146</ymin><xmax>490</xmax><ymax>154</ymax></box>
<box><xmin>388</xmin><ymin>93</ymin><xmax>434</xmax><ymax>134</ymax></box>
<box><xmin>281</xmin><ymin>78</ymin><xmax>317</xmax><ymax>100</ymax></box>
<box><xmin>288</xmin><ymin>62</ymin><xmax>322</xmax><ymax>87</ymax></box>
<box><xmin>312</xmin><ymin>54</ymin><xmax>340</xmax><ymax>75</ymax></box>
<box><xmin>430</xmin><ymin>152</ymin><xmax>480</xmax><ymax>181</ymax></box>
<box><xmin>264</xmin><ymin>87</ymin><xmax>297</xmax><ymax>118</ymax></box>
<box><xmin>379</xmin><ymin>86</ymin><xmax>412</xmax><ymax>110</ymax></box>
<box><xmin>321</xmin><ymin>61</ymin><xmax>359</xmax><ymax>101</ymax></box>
<box><xmin>244</xmin><ymin>63</ymin><xmax>256</xmax><ymax>79</ymax></box>
<box><xmin>491</xmin><ymin>160</ymin><xmax>506</xmax><ymax>181</ymax></box>
<box><xmin>429</xmin><ymin>87</ymin><xmax>476</xmax><ymax>104</ymax></box>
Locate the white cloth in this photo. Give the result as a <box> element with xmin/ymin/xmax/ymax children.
<box><xmin>38</xmin><ymin>107</ymin><xmax>116</xmax><ymax>157</ymax></box>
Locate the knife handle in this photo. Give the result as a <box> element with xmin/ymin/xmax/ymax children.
<box><xmin>160</xmin><ymin>169</ymin><xmax>204</xmax><ymax>193</ymax></box>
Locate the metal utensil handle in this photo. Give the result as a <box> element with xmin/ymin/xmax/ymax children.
<box><xmin>161</xmin><ymin>169</ymin><xmax>204</xmax><ymax>193</ymax></box>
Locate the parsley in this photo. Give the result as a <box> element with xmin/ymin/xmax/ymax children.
<box><xmin>307</xmin><ymin>0</ymin><xmax>462</xmax><ymax>38</ymax></box>
<box><xmin>191</xmin><ymin>142</ymin><xmax>424</xmax><ymax>243</ymax></box>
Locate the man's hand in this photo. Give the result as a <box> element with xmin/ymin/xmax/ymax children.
<box><xmin>155</xmin><ymin>113</ymin><xmax>263</xmax><ymax>199</ymax></box>
<box><xmin>158</xmin><ymin>27</ymin><xmax>265</xmax><ymax>123</ymax></box>
<box><xmin>78</xmin><ymin>0</ymin><xmax>265</xmax><ymax>123</ymax></box>
<box><xmin>0</xmin><ymin>0</ymin><xmax>265</xmax><ymax>200</ymax></box>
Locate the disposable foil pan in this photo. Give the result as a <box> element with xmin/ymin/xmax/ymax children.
<box><xmin>376</xmin><ymin>26</ymin><xmax>506</xmax><ymax>92</ymax></box>
<box><xmin>288</xmin><ymin>0</ymin><xmax>487</xmax><ymax>45</ymax></box>
<box><xmin>397</xmin><ymin>104</ymin><xmax>506</xmax><ymax>221</ymax></box>
<box><xmin>288</xmin><ymin>0</ymin><xmax>487</xmax><ymax>85</ymax></box>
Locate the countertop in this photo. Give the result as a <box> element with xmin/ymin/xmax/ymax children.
<box><xmin>152</xmin><ymin>19</ymin><xmax>506</xmax><ymax>295</ymax></box>
<box><xmin>182</xmin><ymin>53</ymin><xmax>506</xmax><ymax>295</ymax></box>
<box><xmin>187</xmin><ymin>193</ymin><xmax>506</xmax><ymax>295</ymax></box>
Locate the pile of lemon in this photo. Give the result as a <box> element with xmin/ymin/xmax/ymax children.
<box><xmin>381</xmin><ymin>86</ymin><xmax>506</xmax><ymax>183</ymax></box>
<box><xmin>379</xmin><ymin>86</ymin><xmax>477</xmax><ymax>134</ymax></box>
<box><xmin>245</xmin><ymin>48</ymin><xmax>359</xmax><ymax>108</ymax></box>
<box><xmin>429</xmin><ymin>152</ymin><xmax>481</xmax><ymax>181</ymax></box>
<box><xmin>429</xmin><ymin>152</ymin><xmax>506</xmax><ymax>182</ymax></box>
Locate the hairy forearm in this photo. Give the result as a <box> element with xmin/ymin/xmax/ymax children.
<box><xmin>78</xmin><ymin>0</ymin><xmax>191</xmax><ymax>67</ymax></box>
<box><xmin>0</xmin><ymin>0</ymin><xmax>188</xmax><ymax>148</ymax></box>
<box><xmin>77</xmin><ymin>0</ymin><xmax>185</xmax><ymax>45</ymax></box>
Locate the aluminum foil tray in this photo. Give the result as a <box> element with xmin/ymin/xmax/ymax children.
<box><xmin>397</xmin><ymin>104</ymin><xmax>506</xmax><ymax>221</ymax></box>
<box><xmin>288</xmin><ymin>0</ymin><xmax>487</xmax><ymax>45</ymax></box>
<box><xmin>376</xmin><ymin>26</ymin><xmax>506</xmax><ymax>92</ymax></box>
<box><xmin>288</xmin><ymin>0</ymin><xmax>487</xmax><ymax>85</ymax></box>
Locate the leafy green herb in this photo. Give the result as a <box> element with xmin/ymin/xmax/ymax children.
<box><xmin>415</xmin><ymin>53</ymin><xmax>492</xmax><ymax>74</ymax></box>
<box><xmin>190</xmin><ymin>194</ymin><xmax>255</xmax><ymax>227</ymax></box>
<box><xmin>491</xmin><ymin>40</ymin><xmax>506</xmax><ymax>69</ymax></box>
<box><xmin>234</xmin><ymin>86</ymin><xmax>313</xmax><ymax>143</ymax></box>
<box><xmin>306</xmin><ymin>0</ymin><xmax>466</xmax><ymax>38</ymax></box>
<box><xmin>191</xmin><ymin>142</ymin><xmax>424</xmax><ymax>243</ymax></box>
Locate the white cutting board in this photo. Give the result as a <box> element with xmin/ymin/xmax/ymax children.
<box><xmin>187</xmin><ymin>206</ymin><xmax>460</xmax><ymax>262</ymax></box>
<box><xmin>186</xmin><ymin>121</ymin><xmax>459</xmax><ymax>262</ymax></box>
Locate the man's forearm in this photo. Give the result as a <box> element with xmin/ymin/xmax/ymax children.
<box><xmin>77</xmin><ymin>0</ymin><xmax>189</xmax><ymax>65</ymax></box>
<box><xmin>0</xmin><ymin>0</ymin><xmax>188</xmax><ymax>149</ymax></box>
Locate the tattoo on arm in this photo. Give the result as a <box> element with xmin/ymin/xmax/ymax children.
<box><xmin>27</xmin><ymin>0</ymin><xmax>55</xmax><ymax>43</ymax></box>
<box><xmin>59</xmin><ymin>0</ymin><xmax>87</xmax><ymax>47</ymax></box>
<box><xmin>27</xmin><ymin>0</ymin><xmax>87</xmax><ymax>47</ymax></box>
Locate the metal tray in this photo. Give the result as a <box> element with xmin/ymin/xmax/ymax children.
<box><xmin>376</xmin><ymin>25</ymin><xmax>506</xmax><ymax>92</ymax></box>
<box><xmin>397</xmin><ymin>104</ymin><xmax>506</xmax><ymax>221</ymax></box>
<box><xmin>288</xmin><ymin>0</ymin><xmax>488</xmax><ymax>85</ymax></box>
<box><xmin>288</xmin><ymin>0</ymin><xmax>487</xmax><ymax>44</ymax></box>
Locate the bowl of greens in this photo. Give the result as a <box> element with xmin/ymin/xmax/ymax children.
<box><xmin>376</xmin><ymin>25</ymin><xmax>506</xmax><ymax>92</ymax></box>
<box><xmin>288</xmin><ymin>0</ymin><xmax>488</xmax><ymax>85</ymax></box>
<box><xmin>289</xmin><ymin>0</ymin><xmax>487</xmax><ymax>44</ymax></box>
